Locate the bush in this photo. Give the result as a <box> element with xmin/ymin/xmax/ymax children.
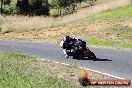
<box><xmin>4</xmin><ymin>0</ymin><xmax>11</xmax><ymax>5</ymax></box>
<box><xmin>16</xmin><ymin>0</ymin><xmax>49</xmax><ymax>16</ymax></box>
<box><xmin>3</xmin><ymin>5</ymin><xmax>14</xmax><ymax>15</ymax></box>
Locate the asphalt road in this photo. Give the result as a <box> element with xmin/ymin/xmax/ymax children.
<box><xmin>0</xmin><ymin>40</ymin><xmax>132</xmax><ymax>81</ymax></box>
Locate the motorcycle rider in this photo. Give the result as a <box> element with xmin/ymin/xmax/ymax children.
<box><xmin>60</xmin><ymin>36</ymin><xmax>86</xmax><ymax>58</ymax></box>
<box><xmin>60</xmin><ymin>36</ymin><xmax>75</xmax><ymax>58</ymax></box>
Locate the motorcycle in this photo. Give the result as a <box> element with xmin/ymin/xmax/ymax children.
<box><xmin>67</xmin><ymin>46</ymin><xmax>96</xmax><ymax>61</ymax></box>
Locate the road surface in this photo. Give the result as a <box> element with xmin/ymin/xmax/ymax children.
<box><xmin>0</xmin><ymin>40</ymin><xmax>132</xmax><ymax>81</ymax></box>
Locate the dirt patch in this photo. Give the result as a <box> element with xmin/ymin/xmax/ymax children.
<box><xmin>0</xmin><ymin>17</ymin><xmax>131</xmax><ymax>41</ymax></box>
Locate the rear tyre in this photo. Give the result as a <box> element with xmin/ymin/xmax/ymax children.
<box><xmin>90</xmin><ymin>52</ymin><xmax>96</xmax><ymax>61</ymax></box>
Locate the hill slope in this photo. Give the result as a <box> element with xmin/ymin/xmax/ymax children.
<box><xmin>0</xmin><ymin>0</ymin><xmax>131</xmax><ymax>49</ymax></box>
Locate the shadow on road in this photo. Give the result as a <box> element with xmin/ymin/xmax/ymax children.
<box><xmin>94</xmin><ymin>58</ymin><xmax>112</xmax><ymax>61</ymax></box>
<box><xmin>76</xmin><ymin>57</ymin><xmax>112</xmax><ymax>61</ymax></box>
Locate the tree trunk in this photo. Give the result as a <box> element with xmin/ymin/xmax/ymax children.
<box><xmin>1</xmin><ymin>0</ymin><xmax>3</xmax><ymax>14</ymax></box>
<box><xmin>58</xmin><ymin>8</ymin><xmax>61</xmax><ymax>18</ymax></box>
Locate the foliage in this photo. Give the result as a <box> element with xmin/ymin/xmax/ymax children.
<box><xmin>4</xmin><ymin>0</ymin><xmax>11</xmax><ymax>5</ymax></box>
<box><xmin>50</xmin><ymin>0</ymin><xmax>97</xmax><ymax>16</ymax></box>
<box><xmin>0</xmin><ymin>0</ymin><xmax>97</xmax><ymax>16</ymax></box>
<box><xmin>16</xmin><ymin>0</ymin><xmax>49</xmax><ymax>15</ymax></box>
<box><xmin>3</xmin><ymin>5</ymin><xmax>13</xmax><ymax>15</ymax></box>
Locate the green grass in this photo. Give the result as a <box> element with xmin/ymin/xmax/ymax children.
<box><xmin>86</xmin><ymin>38</ymin><xmax>132</xmax><ymax>49</ymax></box>
<box><xmin>0</xmin><ymin>51</ymin><xmax>78</xmax><ymax>88</ymax></box>
<box><xmin>82</xmin><ymin>5</ymin><xmax>132</xmax><ymax>49</ymax></box>
<box><xmin>86</xmin><ymin>38</ymin><xmax>115</xmax><ymax>47</ymax></box>
<box><xmin>84</xmin><ymin>5</ymin><xmax>132</xmax><ymax>22</ymax></box>
<box><xmin>85</xmin><ymin>24</ymin><xmax>132</xmax><ymax>49</ymax></box>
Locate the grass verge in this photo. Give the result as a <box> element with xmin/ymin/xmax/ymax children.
<box><xmin>83</xmin><ymin>5</ymin><xmax>132</xmax><ymax>22</ymax></box>
<box><xmin>86</xmin><ymin>24</ymin><xmax>132</xmax><ymax>49</ymax></box>
<box><xmin>0</xmin><ymin>51</ymin><xmax>78</xmax><ymax>88</ymax></box>
<box><xmin>0</xmin><ymin>51</ymin><xmax>132</xmax><ymax>88</ymax></box>
<box><xmin>86</xmin><ymin>38</ymin><xmax>132</xmax><ymax>49</ymax></box>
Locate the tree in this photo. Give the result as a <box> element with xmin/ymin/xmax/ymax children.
<box><xmin>16</xmin><ymin>0</ymin><xmax>30</xmax><ymax>15</ymax></box>
<box><xmin>1</xmin><ymin>0</ymin><xmax>12</xmax><ymax>14</ymax></box>
<box><xmin>1</xmin><ymin>0</ymin><xmax>4</xmax><ymax>14</ymax></box>
<box><xmin>51</xmin><ymin>0</ymin><xmax>97</xmax><ymax>17</ymax></box>
<box><xmin>51</xmin><ymin>0</ymin><xmax>77</xmax><ymax>16</ymax></box>
<box><xmin>16</xmin><ymin>0</ymin><xmax>49</xmax><ymax>16</ymax></box>
<box><xmin>4</xmin><ymin>0</ymin><xmax>11</xmax><ymax>5</ymax></box>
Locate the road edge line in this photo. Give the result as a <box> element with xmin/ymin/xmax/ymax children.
<box><xmin>40</xmin><ymin>58</ymin><xmax>125</xmax><ymax>79</ymax></box>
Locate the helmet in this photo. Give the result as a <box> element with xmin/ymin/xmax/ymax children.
<box><xmin>62</xmin><ymin>36</ymin><xmax>70</xmax><ymax>42</ymax></box>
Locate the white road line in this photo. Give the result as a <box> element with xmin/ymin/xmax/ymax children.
<box><xmin>61</xmin><ymin>63</ymin><xmax>66</xmax><ymax>65</ymax></box>
<box><xmin>47</xmin><ymin>60</ymin><xmax>51</xmax><ymax>62</ymax></box>
<box><xmin>82</xmin><ymin>67</ymin><xmax>124</xmax><ymax>79</ymax></box>
<box><xmin>40</xmin><ymin>58</ymin><xmax>46</xmax><ymax>61</ymax></box>
<box><xmin>55</xmin><ymin>62</ymin><xmax>60</xmax><ymax>64</ymax></box>
<box><xmin>40</xmin><ymin>58</ymin><xmax>132</xmax><ymax>83</ymax></box>
<box><xmin>65</xmin><ymin>63</ymin><xmax>70</xmax><ymax>66</ymax></box>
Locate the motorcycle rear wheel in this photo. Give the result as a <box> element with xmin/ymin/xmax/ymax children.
<box><xmin>89</xmin><ymin>52</ymin><xmax>96</xmax><ymax>61</ymax></box>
